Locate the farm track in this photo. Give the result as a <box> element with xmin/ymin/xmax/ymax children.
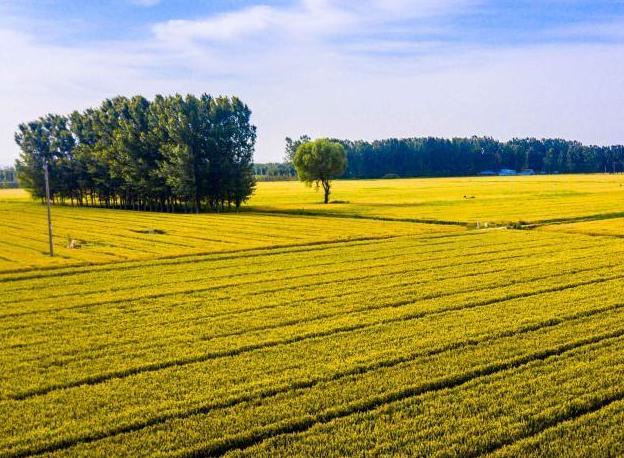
<box><xmin>174</xmin><ymin>335</ymin><xmax>624</xmax><ymax>458</ymax></box>
<box><xmin>4</xmin><ymin>239</ymin><xmax>622</xmax><ymax>399</ymax></box>
<box><xmin>3</xmin><ymin>251</ymin><xmax>621</xmax><ymax>381</ymax></box>
<box><xmin>3</xmin><ymin>304</ymin><xmax>622</xmax><ymax>458</ymax></box>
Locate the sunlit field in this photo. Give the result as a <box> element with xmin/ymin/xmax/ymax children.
<box><xmin>1</xmin><ymin>175</ymin><xmax>623</xmax><ymax>457</ymax></box>
<box><xmin>540</xmin><ymin>217</ymin><xmax>624</xmax><ymax>237</ymax></box>
<box><xmin>249</xmin><ymin>175</ymin><xmax>624</xmax><ymax>224</ymax></box>
<box><xmin>0</xmin><ymin>199</ymin><xmax>448</xmax><ymax>273</ymax></box>
<box><xmin>0</xmin><ymin>188</ymin><xmax>30</xmax><ymax>201</ymax></box>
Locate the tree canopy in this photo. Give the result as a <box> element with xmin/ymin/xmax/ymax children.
<box><xmin>293</xmin><ymin>138</ymin><xmax>346</xmax><ymax>204</ymax></box>
<box><xmin>15</xmin><ymin>94</ymin><xmax>256</xmax><ymax>212</ymax></box>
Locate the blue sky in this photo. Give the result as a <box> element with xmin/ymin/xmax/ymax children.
<box><xmin>1</xmin><ymin>0</ymin><xmax>624</xmax><ymax>165</ymax></box>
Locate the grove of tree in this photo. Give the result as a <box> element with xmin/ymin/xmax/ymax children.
<box><xmin>15</xmin><ymin>94</ymin><xmax>256</xmax><ymax>212</ymax></box>
<box><xmin>281</xmin><ymin>135</ymin><xmax>624</xmax><ymax>178</ymax></box>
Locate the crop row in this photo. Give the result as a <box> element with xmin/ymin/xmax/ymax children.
<box><xmin>0</xmin><ymin>234</ymin><xmax>405</xmax><ymax>284</ymax></box>
<box><xmin>0</xmin><ymin>230</ymin><xmax>608</xmax><ymax>316</ymax></box>
<box><xmin>1</xmin><ymin>263</ymin><xmax>623</xmax><ymax>437</ymax></box>
<box><xmin>2</xmin><ymin>239</ymin><xmax>581</xmax><ymax>333</ymax></box>
<box><xmin>3</xmin><ymin>307</ymin><xmax>622</xmax><ymax>457</ymax></box>
<box><xmin>0</xmin><ymin>200</ymin><xmax>459</xmax><ymax>271</ymax></box>
<box><xmin>2</xmin><ymin>235</ymin><xmax>622</xmax><ymax>398</ymax></box>
<box><xmin>491</xmin><ymin>398</ymin><xmax>624</xmax><ymax>457</ymax></box>
<box><xmin>2</xmin><ymin>237</ymin><xmax>596</xmax><ymax>344</ymax></box>
<box><xmin>0</xmin><ymin>230</ymin><xmax>539</xmax><ymax>306</ymax></box>
<box><xmin>3</xmin><ymin>243</ymin><xmax>621</xmax><ymax>372</ymax></box>
<box><xmin>226</xmin><ymin>335</ymin><xmax>624</xmax><ymax>458</ymax></box>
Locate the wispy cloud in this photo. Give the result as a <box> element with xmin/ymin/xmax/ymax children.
<box><xmin>546</xmin><ymin>18</ymin><xmax>624</xmax><ymax>41</ymax></box>
<box><xmin>153</xmin><ymin>6</ymin><xmax>278</xmax><ymax>44</ymax></box>
<box><xmin>131</xmin><ymin>0</ymin><xmax>161</xmax><ymax>7</ymax></box>
<box><xmin>152</xmin><ymin>0</ymin><xmax>475</xmax><ymax>47</ymax></box>
<box><xmin>1</xmin><ymin>0</ymin><xmax>624</xmax><ymax>166</ymax></box>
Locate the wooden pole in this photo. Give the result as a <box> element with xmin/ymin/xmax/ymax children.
<box><xmin>44</xmin><ymin>160</ymin><xmax>54</xmax><ymax>257</ymax></box>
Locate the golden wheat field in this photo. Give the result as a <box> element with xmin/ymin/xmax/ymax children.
<box><xmin>1</xmin><ymin>176</ymin><xmax>624</xmax><ymax>457</ymax></box>
<box><xmin>249</xmin><ymin>175</ymin><xmax>624</xmax><ymax>224</ymax></box>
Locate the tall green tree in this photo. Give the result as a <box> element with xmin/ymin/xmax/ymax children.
<box><xmin>153</xmin><ymin>94</ymin><xmax>213</xmax><ymax>213</ymax></box>
<box><xmin>209</xmin><ymin>96</ymin><xmax>256</xmax><ymax>209</ymax></box>
<box><xmin>293</xmin><ymin>138</ymin><xmax>346</xmax><ymax>204</ymax></box>
<box><xmin>15</xmin><ymin>114</ymin><xmax>74</xmax><ymax>201</ymax></box>
<box><xmin>284</xmin><ymin>135</ymin><xmax>311</xmax><ymax>163</ymax></box>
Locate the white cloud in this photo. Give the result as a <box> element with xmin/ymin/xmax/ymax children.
<box><xmin>153</xmin><ymin>6</ymin><xmax>277</xmax><ymax>44</ymax></box>
<box><xmin>1</xmin><ymin>0</ymin><xmax>624</xmax><ymax>167</ymax></box>
<box><xmin>152</xmin><ymin>0</ymin><xmax>472</xmax><ymax>48</ymax></box>
<box><xmin>131</xmin><ymin>0</ymin><xmax>161</xmax><ymax>6</ymax></box>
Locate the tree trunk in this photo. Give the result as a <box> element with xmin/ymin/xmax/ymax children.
<box><xmin>322</xmin><ymin>180</ymin><xmax>330</xmax><ymax>204</ymax></box>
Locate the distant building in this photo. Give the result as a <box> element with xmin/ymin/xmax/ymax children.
<box><xmin>519</xmin><ymin>169</ymin><xmax>536</xmax><ymax>175</ymax></box>
<box><xmin>479</xmin><ymin>170</ymin><xmax>497</xmax><ymax>176</ymax></box>
<box><xmin>498</xmin><ymin>169</ymin><xmax>517</xmax><ymax>176</ymax></box>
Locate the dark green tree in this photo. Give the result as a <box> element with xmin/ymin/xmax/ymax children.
<box><xmin>15</xmin><ymin>93</ymin><xmax>257</xmax><ymax>213</ymax></box>
<box><xmin>15</xmin><ymin>114</ymin><xmax>74</xmax><ymax>202</ymax></box>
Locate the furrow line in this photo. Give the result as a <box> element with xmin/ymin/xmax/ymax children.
<box><xmin>6</xmin><ymin>303</ymin><xmax>622</xmax><ymax>458</ymax></box>
<box><xmin>0</xmin><ymin>240</ymin><xmax>561</xmax><ymax>319</ymax></box>
<box><xmin>171</xmin><ymin>329</ymin><xmax>624</xmax><ymax>458</ymax></box>
<box><xmin>9</xmin><ymin>273</ymin><xmax>622</xmax><ymax>401</ymax></box>
<box><xmin>0</xmin><ymin>235</ymin><xmax>404</xmax><ymax>282</ymax></box>
<box><xmin>0</xmin><ymin>236</ymin><xmax>542</xmax><ymax>305</ymax></box>
<box><xmin>476</xmin><ymin>393</ymin><xmax>624</xmax><ymax>457</ymax></box>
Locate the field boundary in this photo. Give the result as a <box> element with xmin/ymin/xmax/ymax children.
<box><xmin>242</xmin><ymin>207</ymin><xmax>471</xmax><ymax>226</ymax></box>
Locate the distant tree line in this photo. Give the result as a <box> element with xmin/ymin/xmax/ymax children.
<box><xmin>15</xmin><ymin>94</ymin><xmax>256</xmax><ymax>212</ymax></box>
<box><xmin>254</xmin><ymin>163</ymin><xmax>296</xmax><ymax>180</ymax></box>
<box><xmin>0</xmin><ymin>167</ymin><xmax>18</xmax><ymax>188</ymax></box>
<box><xmin>284</xmin><ymin>135</ymin><xmax>624</xmax><ymax>178</ymax></box>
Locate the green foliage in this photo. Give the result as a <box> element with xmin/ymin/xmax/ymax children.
<box><xmin>254</xmin><ymin>162</ymin><xmax>297</xmax><ymax>180</ymax></box>
<box><xmin>284</xmin><ymin>134</ymin><xmax>311</xmax><ymax>163</ymax></box>
<box><xmin>293</xmin><ymin>138</ymin><xmax>347</xmax><ymax>203</ymax></box>
<box><xmin>14</xmin><ymin>94</ymin><xmax>256</xmax><ymax>211</ymax></box>
<box><xmin>15</xmin><ymin>114</ymin><xmax>74</xmax><ymax>199</ymax></box>
<box><xmin>331</xmin><ymin>136</ymin><xmax>624</xmax><ymax>178</ymax></box>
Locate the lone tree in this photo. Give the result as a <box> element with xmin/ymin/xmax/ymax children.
<box><xmin>293</xmin><ymin>138</ymin><xmax>346</xmax><ymax>204</ymax></box>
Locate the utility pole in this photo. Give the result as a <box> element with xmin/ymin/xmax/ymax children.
<box><xmin>44</xmin><ymin>160</ymin><xmax>54</xmax><ymax>257</ymax></box>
